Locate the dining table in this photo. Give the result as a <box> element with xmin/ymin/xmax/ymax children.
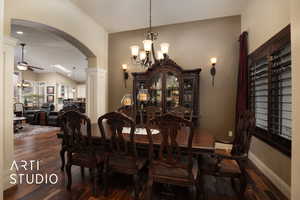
<box><xmin>56</xmin><ymin>122</ymin><xmax>216</xmax><ymax>170</ymax></box>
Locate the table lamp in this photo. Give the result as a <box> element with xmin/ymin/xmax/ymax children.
<box><xmin>137</xmin><ymin>84</ymin><xmax>149</xmax><ymax>125</ymax></box>
<box><xmin>121</xmin><ymin>94</ymin><xmax>133</xmax><ymax>106</ymax></box>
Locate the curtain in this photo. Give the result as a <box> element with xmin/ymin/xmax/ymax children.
<box><xmin>236</xmin><ymin>32</ymin><xmax>249</xmax><ymax>122</ymax></box>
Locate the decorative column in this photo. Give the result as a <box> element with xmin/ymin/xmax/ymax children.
<box><xmin>2</xmin><ymin>36</ymin><xmax>18</xmax><ymax>190</ymax></box>
<box><xmin>86</xmin><ymin>67</ymin><xmax>108</xmax><ymax>125</ymax></box>
<box><xmin>0</xmin><ymin>0</ymin><xmax>4</xmax><ymax>197</ymax></box>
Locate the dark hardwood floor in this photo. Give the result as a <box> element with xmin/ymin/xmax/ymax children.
<box><xmin>4</xmin><ymin>130</ymin><xmax>288</xmax><ymax>200</ymax></box>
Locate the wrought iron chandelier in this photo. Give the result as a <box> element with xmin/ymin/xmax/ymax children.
<box><xmin>130</xmin><ymin>0</ymin><xmax>170</xmax><ymax>68</ymax></box>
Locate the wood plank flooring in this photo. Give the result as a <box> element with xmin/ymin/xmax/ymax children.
<box><xmin>4</xmin><ymin>130</ymin><xmax>288</xmax><ymax>200</ymax></box>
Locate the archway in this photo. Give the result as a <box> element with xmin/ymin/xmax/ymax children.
<box><xmin>2</xmin><ymin>18</ymin><xmax>108</xmax><ymax>191</ymax></box>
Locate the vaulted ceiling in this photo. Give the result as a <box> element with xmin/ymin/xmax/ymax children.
<box><xmin>12</xmin><ymin>25</ymin><xmax>88</xmax><ymax>82</ymax></box>
<box><xmin>72</xmin><ymin>0</ymin><xmax>246</xmax><ymax>33</ymax></box>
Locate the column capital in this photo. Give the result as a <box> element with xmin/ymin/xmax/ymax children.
<box><xmin>86</xmin><ymin>67</ymin><xmax>107</xmax><ymax>74</ymax></box>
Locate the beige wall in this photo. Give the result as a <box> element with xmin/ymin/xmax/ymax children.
<box><xmin>291</xmin><ymin>0</ymin><xmax>300</xmax><ymax>198</ymax></box>
<box><xmin>109</xmin><ymin>16</ymin><xmax>241</xmax><ymax>139</ymax></box>
<box><xmin>242</xmin><ymin>0</ymin><xmax>290</xmax><ymax>53</ymax></box>
<box><xmin>242</xmin><ymin>0</ymin><xmax>291</xmax><ymax>195</ymax></box>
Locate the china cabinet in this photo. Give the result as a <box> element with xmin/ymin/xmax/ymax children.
<box><xmin>132</xmin><ymin>58</ymin><xmax>201</xmax><ymax>124</ymax></box>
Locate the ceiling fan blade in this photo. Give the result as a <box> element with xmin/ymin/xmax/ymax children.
<box><xmin>28</xmin><ymin>65</ymin><xmax>44</xmax><ymax>70</ymax></box>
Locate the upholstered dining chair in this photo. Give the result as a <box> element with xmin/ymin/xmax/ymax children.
<box><xmin>145</xmin><ymin>113</ymin><xmax>198</xmax><ymax>200</ymax></box>
<box><xmin>60</xmin><ymin>110</ymin><xmax>104</xmax><ymax>195</ymax></box>
<box><xmin>169</xmin><ymin>105</ymin><xmax>193</xmax><ymax>121</ymax></box>
<box><xmin>98</xmin><ymin>112</ymin><xmax>147</xmax><ymax>200</ymax></box>
<box><xmin>198</xmin><ymin>110</ymin><xmax>255</xmax><ymax>200</ymax></box>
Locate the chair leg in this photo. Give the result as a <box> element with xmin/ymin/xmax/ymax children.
<box><xmin>190</xmin><ymin>185</ymin><xmax>197</xmax><ymax>200</ymax></box>
<box><xmin>133</xmin><ymin>174</ymin><xmax>139</xmax><ymax>200</ymax></box>
<box><xmin>198</xmin><ymin>172</ymin><xmax>206</xmax><ymax>200</ymax></box>
<box><xmin>239</xmin><ymin>175</ymin><xmax>247</xmax><ymax>199</ymax></box>
<box><xmin>66</xmin><ymin>163</ymin><xmax>72</xmax><ymax>191</ymax></box>
<box><xmin>90</xmin><ymin>168</ymin><xmax>97</xmax><ymax>196</ymax></box>
<box><xmin>146</xmin><ymin>177</ymin><xmax>153</xmax><ymax>200</ymax></box>
<box><xmin>60</xmin><ymin>148</ymin><xmax>66</xmax><ymax>171</ymax></box>
<box><xmin>102</xmin><ymin>164</ymin><xmax>108</xmax><ymax>196</ymax></box>
<box><xmin>81</xmin><ymin>167</ymin><xmax>85</xmax><ymax>178</ymax></box>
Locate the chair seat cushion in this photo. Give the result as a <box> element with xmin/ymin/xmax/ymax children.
<box><xmin>152</xmin><ymin>159</ymin><xmax>198</xmax><ymax>184</ymax></box>
<box><xmin>109</xmin><ymin>155</ymin><xmax>146</xmax><ymax>172</ymax></box>
<box><xmin>200</xmin><ymin>149</ymin><xmax>241</xmax><ymax>175</ymax></box>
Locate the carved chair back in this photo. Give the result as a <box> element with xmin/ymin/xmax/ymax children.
<box><xmin>117</xmin><ymin>105</ymin><xmax>136</xmax><ymax>119</ymax></box>
<box><xmin>169</xmin><ymin>105</ymin><xmax>193</xmax><ymax>121</ymax></box>
<box><xmin>147</xmin><ymin>113</ymin><xmax>194</xmax><ymax>171</ymax></box>
<box><xmin>145</xmin><ymin>106</ymin><xmax>162</xmax><ymax>125</ymax></box>
<box><xmin>231</xmin><ymin>111</ymin><xmax>256</xmax><ymax>156</ymax></box>
<box><xmin>59</xmin><ymin>110</ymin><xmax>92</xmax><ymax>154</ymax></box>
<box><xmin>98</xmin><ymin>112</ymin><xmax>138</xmax><ymax>158</ymax></box>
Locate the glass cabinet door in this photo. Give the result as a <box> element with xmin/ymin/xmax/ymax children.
<box><xmin>148</xmin><ymin>73</ymin><xmax>163</xmax><ymax>108</ymax></box>
<box><xmin>165</xmin><ymin>72</ymin><xmax>180</xmax><ymax>111</ymax></box>
<box><xmin>183</xmin><ymin>78</ymin><xmax>194</xmax><ymax>109</ymax></box>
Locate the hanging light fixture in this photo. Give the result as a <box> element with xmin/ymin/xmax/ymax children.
<box><xmin>130</xmin><ymin>0</ymin><xmax>170</xmax><ymax>68</ymax></box>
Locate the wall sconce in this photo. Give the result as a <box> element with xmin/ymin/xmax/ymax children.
<box><xmin>122</xmin><ymin>64</ymin><xmax>129</xmax><ymax>88</ymax></box>
<box><xmin>210</xmin><ymin>57</ymin><xmax>217</xmax><ymax>87</ymax></box>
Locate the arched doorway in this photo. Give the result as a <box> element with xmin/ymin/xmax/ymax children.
<box><xmin>2</xmin><ymin>19</ymin><xmax>107</xmax><ymax>191</ymax></box>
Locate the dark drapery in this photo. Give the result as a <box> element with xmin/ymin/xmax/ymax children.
<box><xmin>236</xmin><ymin>32</ymin><xmax>249</xmax><ymax>121</ymax></box>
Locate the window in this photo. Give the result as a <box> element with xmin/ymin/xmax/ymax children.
<box><xmin>248</xmin><ymin>25</ymin><xmax>291</xmax><ymax>156</ymax></box>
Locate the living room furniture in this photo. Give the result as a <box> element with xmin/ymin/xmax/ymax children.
<box><xmin>145</xmin><ymin>113</ymin><xmax>198</xmax><ymax>200</ymax></box>
<box><xmin>14</xmin><ymin>103</ymin><xmax>25</xmax><ymax>117</ymax></box>
<box><xmin>198</xmin><ymin>111</ymin><xmax>255</xmax><ymax>199</ymax></box>
<box><xmin>60</xmin><ymin>111</ymin><xmax>104</xmax><ymax>195</ymax></box>
<box><xmin>132</xmin><ymin>58</ymin><xmax>201</xmax><ymax>125</ymax></box>
<box><xmin>13</xmin><ymin>116</ymin><xmax>27</xmax><ymax>133</ymax></box>
<box><xmin>98</xmin><ymin>112</ymin><xmax>147</xmax><ymax>199</ymax></box>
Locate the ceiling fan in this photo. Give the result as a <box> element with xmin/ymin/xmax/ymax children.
<box><xmin>17</xmin><ymin>43</ymin><xmax>44</xmax><ymax>71</ymax></box>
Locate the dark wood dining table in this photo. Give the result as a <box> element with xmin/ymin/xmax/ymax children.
<box><xmin>56</xmin><ymin>123</ymin><xmax>216</xmax><ymax>155</ymax></box>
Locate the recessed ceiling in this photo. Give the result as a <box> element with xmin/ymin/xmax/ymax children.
<box><xmin>11</xmin><ymin>25</ymin><xmax>88</xmax><ymax>82</ymax></box>
<box><xmin>72</xmin><ymin>0</ymin><xmax>246</xmax><ymax>33</ymax></box>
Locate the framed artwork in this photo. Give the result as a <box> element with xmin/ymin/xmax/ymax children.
<box><xmin>47</xmin><ymin>95</ymin><xmax>54</xmax><ymax>103</ymax></box>
<box><xmin>47</xmin><ymin>86</ymin><xmax>55</xmax><ymax>94</ymax></box>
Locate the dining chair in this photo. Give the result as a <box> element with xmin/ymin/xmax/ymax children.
<box><xmin>169</xmin><ymin>105</ymin><xmax>193</xmax><ymax>121</ymax></box>
<box><xmin>198</xmin><ymin>110</ymin><xmax>255</xmax><ymax>199</ymax></box>
<box><xmin>145</xmin><ymin>106</ymin><xmax>162</xmax><ymax>125</ymax></box>
<box><xmin>58</xmin><ymin>106</ymin><xmax>86</xmax><ymax>171</ymax></box>
<box><xmin>117</xmin><ymin>105</ymin><xmax>136</xmax><ymax>119</ymax></box>
<box><xmin>60</xmin><ymin>110</ymin><xmax>104</xmax><ymax>195</ymax></box>
<box><xmin>98</xmin><ymin>112</ymin><xmax>147</xmax><ymax>199</ymax></box>
<box><xmin>145</xmin><ymin>113</ymin><xmax>198</xmax><ymax>200</ymax></box>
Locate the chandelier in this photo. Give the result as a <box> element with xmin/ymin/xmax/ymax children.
<box><xmin>130</xmin><ymin>0</ymin><xmax>170</xmax><ymax>68</ymax></box>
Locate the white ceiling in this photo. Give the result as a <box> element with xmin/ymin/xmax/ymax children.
<box><xmin>72</xmin><ymin>0</ymin><xmax>246</xmax><ymax>33</ymax></box>
<box><xmin>11</xmin><ymin>25</ymin><xmax>88</xmax><ymax>83</ymax></box>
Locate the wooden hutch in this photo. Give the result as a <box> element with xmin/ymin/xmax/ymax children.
<box><xmin>132</xmin><ymin>57</ymin><xmax>201</xmax><ymax>124</ymax></box>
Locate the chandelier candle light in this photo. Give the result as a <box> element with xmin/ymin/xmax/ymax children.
<box><xmin>130</xmin><ymin>0</ymin><xmax>170</xmax><ymax>68</ymax></box>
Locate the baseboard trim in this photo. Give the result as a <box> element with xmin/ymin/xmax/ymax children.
<box><xmin>249</xmin><ymin>152</ymin><xmax>291</xmax><ymax>199</ymax></box>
